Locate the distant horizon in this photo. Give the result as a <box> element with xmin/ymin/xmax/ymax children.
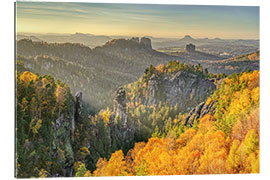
<box><xmin>17</xmin><ymin>32</ymin><xmax>260</xmax><ymax>40</ymax></box>
<box><xmin>16</xmin><ymin>2</ymin><xmax>259</xmax><ymax>39</ymax></box>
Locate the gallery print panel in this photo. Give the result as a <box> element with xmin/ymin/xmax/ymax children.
<box><xmin>15</xmin><ymin>1</ymin><xmax>259</xmax><ymax>178</ymax></box>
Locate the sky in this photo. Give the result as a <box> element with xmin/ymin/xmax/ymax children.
<box><xmin>16</xmin><ymin>2</ymin><xmax>259</xmax><ymax>39</ymax></box>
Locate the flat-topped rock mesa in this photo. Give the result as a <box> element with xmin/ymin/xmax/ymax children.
<box><xmin>100</xmin><ymin>37</ymin><xmax>153</xmax><ymax>50</ymax></box>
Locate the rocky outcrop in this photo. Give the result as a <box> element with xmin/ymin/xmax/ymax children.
<box><xmin>140</xmin><ymin>37</ymin><xmax>152</xmax><ymax>49</ymax></box>
<box><xmin>113</xmin><ymin>87</ymin><xmax>127</xmax><ymax>127</ymax></box>
<box><xmin>145</xmin><ymin>71</ymin><xmax>216</xmax><ymax>112</ymax></box>
<box><xmin>52</xmin><ymin>112</ymin><xmax>76</xmax><ymax>176</ymax></box>
<box><xmin>102</xmin><ymin>37</ymin><xmax>152</xmax><ymax>51</ymax></box>
<box><xmin>109</xmin><ymin>87</ymin><xmax>135</xmax><ymax>151</ymax></box>
<box><xmin>184</xmin><ymin>101</ymin><xmax>216</xmax><ymax>126</ymax></box>
<box><xmin>186</xmin><ymin>43</ymin><xmax>196</xmax><ymax>52</ymax></box>
<box><xmin>51</xmin><ymin>91</ymin><xmax>85</xmax><ymax>176</ymax></box>
<box><xmin>130</xmin><ymin>37</ymin><xmax>139</xmax><ymax>44</ymax></box>
<box><xmin>74</xmin><ymin>92</ymin><xmax>82</xmax><ymax>123</ymax></box>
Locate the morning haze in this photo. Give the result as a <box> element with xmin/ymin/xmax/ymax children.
<box><xmin>16</xmin><ymin>2</ymin><xmax>259</xmax><ymax>39</ymax></box>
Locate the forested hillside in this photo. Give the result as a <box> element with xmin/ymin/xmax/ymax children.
<box><xmin>16</xmin><ymin>58</ymin><xmax>259</xmax><ymax>177</ymax></box>
<box><xmin>16</xmin><ymin>71</ymin><xmax>75</xmax><ymax>177</ymax></box>
<box><xmin>78</xmin><ymin>70</ymin><xmax>260</xmax><ymax>176</ymax></box>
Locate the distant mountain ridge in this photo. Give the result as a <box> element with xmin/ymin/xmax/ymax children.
<box><xmin>17</xmin><ymin>32</ymin><xmax>112</xmax><ymax>48</ymax></box>
<box><xmin>17</xmin><ymin>33</ymin><xmax>259</xmax><ymax>51</ymax></box>
<box><xmin>17</xmin><ymin>35</ymin><xmax>42</xmax><ymax>42</ymax></box>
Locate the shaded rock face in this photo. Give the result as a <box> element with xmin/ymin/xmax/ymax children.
<box><xmin>146</xmin><ymin>74</ymin><xmax>160</xmax><ymax>105</ymax></box>
<box><xmin>110</xmin><ymin>87</ymin><xmax>134</xmax><ymax>150</ymax></box>
<box><xmin>186</xmin><ymin>43</ymin><xmax>196</xmax><ymax>52</ymax></box>
<box><xmin>52</xmin><ymin>114</ymin><xmax>74</xmax><ymax>177</ymax></box>
<box><xmin>113</xmin><ymin>87</ymin><xmax>127</xmax><ymax>127</ymax></box>
<box><xmin>74</xmin><ymin>92</ymin><xmax>82</xmax><ymax>123</ymax></box>
<box><xmin>184</xmin><ymin>101</ymin><xmax>216</xmax><ymax>126</ymax></box>
<box><xmin>145</xmin><ymin>71</ymin><xmax>216</xmax><ymax>112</ymax></box>
<box><xmin>50</xmin><ymin>91</ymin><xmax>85</xmax><ymax>176</ymax></box>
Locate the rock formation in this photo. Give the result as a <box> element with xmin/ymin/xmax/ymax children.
<box><xmin>144</xmin><ymin>71</ymin><xmax>216</xmax><ymax>112</ymax></box>
<box><xmin>50</xmin><ymin>91</ymin><xmax>86</xmax><ymax>177</ymax></box>
<box><xmin>113</xmin><ymin>87</ymin><xmax>127</xmax><ymax>127</ymax></box>
<box><xmin>186</xmin><ymin>43</ymin><xmax>196</xmax><ymax>52</ymax></box>
<box><xmin>140</xmin><ymin>37</ymin><xmax>152</xmax><ymax>49</ymax></box>
<box><xmin>130</xmin><ymin>37</ymin><xmax>139</xmax><ymax>44</ymax></box>
<box><xmin>102</xmin><ymin>37</ymin><xmax>152</xmax><ymax>51</ymax></box>
<box><xmin>184</xmin><ymin>101</ymin><xmax>216</xmax><ymax>126</ymax></box>
<box><xmin>52</xmin><ymin>114</ymin><xmax>74</xmax><ymax>176</ymax></box>
<box><xmin>74</xmin><ymin>91</ymin><xmax>82</xmax><ymax>123</ymax></box>
<box><xmin>108</xmin><ymin>87</ymin><xmax>135</xmax><ymax>151</ymax></box>
<box><xmin>51</xmin><ymin>91</ymin><xmax>87</xmax><ymax>176</ymax></box>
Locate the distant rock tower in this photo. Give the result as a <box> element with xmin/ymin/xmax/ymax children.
<box><xmin>140</xmin><ymin>37</ymin><xmax>152</xmax><ymax>50</ymax></box>
<box><xmin>186</xmin><ymin>43</ymin><xmax>196</xmax><ymax>52</ymax></box>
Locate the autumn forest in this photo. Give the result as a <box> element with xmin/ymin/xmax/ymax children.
<box><xmin>15</xmin><ymin>2</ymin><xmax>260</xmax><ymax>178</ymax></box>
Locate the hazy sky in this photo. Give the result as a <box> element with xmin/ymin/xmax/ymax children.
<box><xmin>16</xmin><ymin>2</ymin><xmax>259</xmax><ymax>39</ymax></box>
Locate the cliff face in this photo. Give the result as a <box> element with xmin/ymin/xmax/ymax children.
<box><xmin>110</xmin><ymin>87</ymin><xmax>135</xmax><ymax>148</ymax></box>
<box><xmin>144</xmin><ymin>71</ymin><xmax>216</xmax><ymax>112</ymax></box>
<box><xmin>51</xmin><ymin>91</ymin><xmax>83</xmax><ymax>177</ymax></box>
<box><xmin>112</xmin><ymin>65</ymin><xmax>217</xmax><ymax>117</ymax></box>
<box><xmin>113</xmin><ymin>87</ymin><xmax>127</xmax><ymax>127</ymax></box>
<box><xmin>184</xmin><ymin>101</ymin><xmax>216</xmax><ymax>126</ymax></box>
<box><xmin>52</xmin><ymin>114</ymin><xmax>74</xmax><ymax>177</ymax></box>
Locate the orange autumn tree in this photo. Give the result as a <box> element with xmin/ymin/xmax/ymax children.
<box><xmin>19</xmin><ymin>71</ymin><xmax>38</xmax><ymax>85</ymax></box>
<box><xmin>93</xmin><ymin>150</ymin><xmax>128</xmax><ymax>176</ymax></box>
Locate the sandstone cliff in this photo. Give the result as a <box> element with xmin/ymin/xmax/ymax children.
<box><xmin>144</xmin><ymin>70</ymin><xmax>216</xmax><ymax>112</ymax></box>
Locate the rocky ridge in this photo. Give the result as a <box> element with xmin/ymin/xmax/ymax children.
<box><xmin>144</xmin><ymin>71</ymin><xmax>216</xmax><ymax>112</ymax></box>
<box><xmin>101</xmin><ymin>37</ymin><xmax>152</xmax><ymax>50</ymax></box>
